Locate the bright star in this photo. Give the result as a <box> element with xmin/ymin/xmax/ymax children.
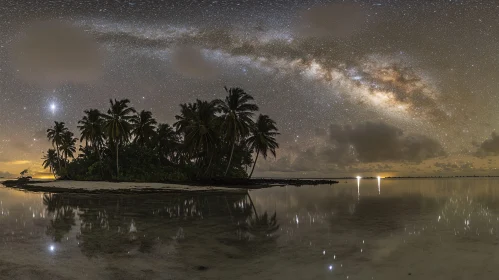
<box><xmin>50</xmin><ymin>103</ymin><xmax>56</xmax><ymax>113</ymax></box>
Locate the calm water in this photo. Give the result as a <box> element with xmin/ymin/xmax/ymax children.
<box><xmin>2</xmin><ymin>178</ymin><xmax>499</xmax><ymax>279</ymax></box>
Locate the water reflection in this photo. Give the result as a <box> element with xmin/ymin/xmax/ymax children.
<box><xmin>42</xmin><ymin>192</ymin><xmax>280</xmax><ymax>257</ymax></box>
<box><xmin>4</xmin><ymin>179</ymin><xmax>499</xmax><ymax>279</ymax></box>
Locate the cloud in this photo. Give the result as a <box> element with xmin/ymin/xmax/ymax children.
<box><xmin>12</xmin><ymin>20</ymin><xmax>101</xmax><ymax>87</ymax></box>
<box><xmin>475</xmin><ymin>132</ymin><xmax>499</xmax><ymax>157</ymax></box>
<box><xmin>8</xmin><ymin>160</ymin><xmax>31</xmax><ymax>165</ymax></box>
<box><xmin>257</xmin><ymin>121</ymin><xmax>446</xmax><ymax>174</ymax></box>
<box><xmin>0</xmin><ymin>171</ymin><xmax>14</xmax><ymax>178</ymax></box>
<box><xmin>10</xmin><ymin>140</ymin><xmax>30</xmax><ymax>153</ymax></box>
<box><xmin>295</xmin><ymin>3</ymin><xmax>368</xmax><ymax>38</ymax></box>
<box><xmin>33</xmin><ymin>129</ymin><xmax>48</xmax><ymax>140</ymax></box>
<box><xmin>433</xmin><ymin>162</ymin><xmax>474</xmax><ymax>173</ymax></box>
<box><xmin>0</xmin><ymin>156</ymin><xmax>32</xmax><ymax>165</ymax></box>
<box><xmin>32</xmin><ymin>171</ymin><xmax>56</xmax><ymax>179</ymax></box>
<box><xmin>324</xmin><ymin>122</ymin><xmax>446</xmax><ymax>163</ymax></box>
<box><xmin>171</xmin><ymin>46</ymin><xmax>218</xmax><ymax>79</ymax></box>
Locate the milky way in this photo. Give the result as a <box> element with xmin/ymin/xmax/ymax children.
<box><xmin>1</xmin><ymin>0</ymin><xmax>499</xmax><ymax>177</ymax></box>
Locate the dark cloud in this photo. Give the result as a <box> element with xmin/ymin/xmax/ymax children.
<box><xmin>12</xmin><ymin>20</ymin><xmax>101</xmax><ymax>87</ymax></box>
<box><xmin>314</xmin><ymin>127</ymin><xmax>327</xmax><ymax>137</ymax></box>
<box><xmin>10</xmin><ymin>140</ymin><xmax>30</xmax><ymax>153</ymax></box>
<box><xmin>258</xmin><ymin>122</ymin><xmax>445</xmax><ymax>174</ymax></box>
<box><xmin>295</xmin><ymin>3</ymin><xmax>368</xmax><ymax>38</ymax></box>
<box><xmin>33</xmin><ymin>129</ymin><xmax>47</xmax><ymax>140</ymax></box>
<box><xmin>325</xmin><ymin>122</ymin><xmax>446</xmax><ymax>163</ymax></box>
<box><xmin>475</xmin><ymin>132</ymin><xmax>499</xmax><ymax>157</ymax></box>
<box><xmin>171</xmin><ymin>46</ymin><xmax>218</xmax><ymax>79</ymax></box>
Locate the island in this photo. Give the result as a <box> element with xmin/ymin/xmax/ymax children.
<box><xmin>1</xmin><ymin>87</ymin><xmax>338</xmax><ymax>193</ymax></box>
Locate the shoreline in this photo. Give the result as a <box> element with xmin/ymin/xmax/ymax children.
<box><xmin>1</xmin><ymin>178</ymin><xmax>339</xmax><ymax>194</ymax></box>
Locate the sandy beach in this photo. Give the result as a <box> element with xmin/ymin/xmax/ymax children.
<box><xmin>3</xmin><ymin>180</ymin><xmax>248</xmax><ymax>193</ymax></box>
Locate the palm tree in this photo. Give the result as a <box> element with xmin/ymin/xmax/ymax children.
<box><xmin>219</xmin><ymin>87</ymin><xmax>259</xmax><ymax>176</ymax></box>
<box><xmin>46</xmin><ymin>121</ymin><xmax>68</xmax><ymax>170</ymax></box>
<box><xmin>156</xmin><ymin>123</ymin><xmax>180</xmax><ymax>164</ymax></box>
<box><xmin>131</xmin><ymin>110</ymin><xmax>157</xmax><ymax>147</ymax></box>
<box><xmin>78</xmin><ymin>109</ymin><xmax>105</xmax><ymax>152</ymax></box>
<box><xmin>60</xmin><ymin>131</ymin><xmax>77</xmax><ymax>166</ymax></box>
<box><xmin>42</xmin><ymin>149</ymin><xmax>59</xmax><ymax>178</ymax></box>
<box><xmin>174</xmin><ymin>99</ymin><xmax>220</xmax><ymax>172</ymax></box>
<box><xmin>246</xmin><ymin>114</ymin><xmax>279</xmax><ymax>178</ymax></box>
<box><xmin>101</xmin><ymin>99</ymin><xmax>136</xmax><ymax>177</ymax></box>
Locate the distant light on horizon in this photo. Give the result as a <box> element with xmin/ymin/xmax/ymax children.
<box><xmin>356</xmin><ymin>176</ymin><xmax>362</xmax><ymax>179</ymax></box>
<box><xmin>377</xmin><ymin>176</ymin><xmax>381</xmax><ymax>194</ymax></box>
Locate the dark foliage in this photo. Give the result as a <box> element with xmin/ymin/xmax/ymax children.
<box><xmin>41</xmin><ymin>87</ymin><xmax>279</xmax><ymax>182</ymax></box>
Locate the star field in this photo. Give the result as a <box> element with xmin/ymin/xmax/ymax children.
<box><xmin>1</xmin><ymin>0</ymin><xmax>499</xmax><ymax>177</ymax></box>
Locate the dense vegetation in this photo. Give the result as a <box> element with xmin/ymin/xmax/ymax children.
<box><xmin>42</xmin><ymin>87</ymin><xmax>279</xmax><ymax>182</ymax></box>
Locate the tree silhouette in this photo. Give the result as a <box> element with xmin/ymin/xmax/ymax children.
<box><xmin>46</xmin><ymin>121</ymin><xmax>68</xmax><ymax>170</ymax></box>
<box><xmin>78</xmin><ymin>109</ymin><xmax>105</xmax><ymax>154</ymax></box>
<box><xmin>60</xmin><ymin>131</ymin><xmax>78</xmax><ymax>166</ymax></box>
<box><xmin>42</xmin><ymin>149</ymin><xmax>59</xmax><ymax>178</ymax></box>
<box><xmin>219</xmin><ymin>87</ymin><xmax>259</xmax><ymax>176</ymax></box>
<box><xmin>246</xmin><ymin>114</ymin><xmax>279</xmax><ymax>178</ymax></box>
<box><xmin>102</xmin><ymin>99</ymin><xmax>136</xmax><ymax>177</ymax></box>
<box><xmin>131</xmin><ymin>110</ymin><xmax>157</xmax><ymax>147</ymax></box>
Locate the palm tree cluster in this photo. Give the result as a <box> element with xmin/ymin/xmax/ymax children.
<box><xmin>42</xmin><ymin>87</ymin><xmax>279</xmax><ymax>181</ymax></box>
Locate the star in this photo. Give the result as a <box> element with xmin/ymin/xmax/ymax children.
<box><xmin>50</xmin><ymin>103</ymin><xmax>57</xmax><ymax>114</ymax></box>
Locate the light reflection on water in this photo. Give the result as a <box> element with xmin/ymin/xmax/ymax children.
<box><xmin>2</xmin><ymin>178</ymin><xmax>499</xmax><ymax>279</ymax></box>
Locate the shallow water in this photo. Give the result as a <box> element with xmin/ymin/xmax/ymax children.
<box><xmin>2</xmin><ymin>178</ymin><xmax>499</xmax><ymax>279</ymax></box>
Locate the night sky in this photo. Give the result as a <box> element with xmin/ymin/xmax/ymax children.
<box><xmin>1</xmin><ymin>0</ymin><xmax>499</xmax><ymax>178</ymax></box>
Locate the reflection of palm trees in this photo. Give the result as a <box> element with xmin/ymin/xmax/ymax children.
<box><xmin>231</xmin><ymin>193</ymin><xmax>280</xmax><ymax>243</ymax></box>
<box><xmin>46</xmin><ymin>206</ymin><xmax>76</xmax><ymax>242</ymax></box>
<box><xmin>239</xmin><ymin>211</ymin><xmax>279</xmax><ymax>241</ymax></box>
<box><xmin>44</xmin><ymin>194</ymin><xmax>76</xmax><ymax>242</ymax></box>
<box><xmin>77</xmin><ymin>208</ymin><xmax>140</xmax><ymax>257</ymax></box>
<box><xmin>43</xmin><ymin>194</ymin><xmax>63</xmax><ymax>213</ymax></box>
<box><xmin>43</xmin><ymin>192</ymin><xmax>261</xmax><ymax>257</ymax></box>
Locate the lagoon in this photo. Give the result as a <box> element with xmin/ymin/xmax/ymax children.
<box><xmin>2</xmin><ymin>178</ymin><xmax>499</xmax><ymax>279</ymax></box>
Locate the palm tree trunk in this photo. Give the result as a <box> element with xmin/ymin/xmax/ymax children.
<box><xmin>116</xmin><ymin>143</ymin><xmax>119</xmax><ymax>178</ymax></box>
<box><xmin>224</xmin><ymin>139</ymin><xmax>236</xmax><ymax>176</ymax></box>
<box><xmin>56</xmin><ymin>146</ymin><xmax>61</xmax><ymax>171</ymax></box>
<box><xmin>204</xmin><ymin>153</ymin><xmax>214</xmax><ymax>176</ymax></box>
<box><xmin>97</xmin><ymin>144</ymin><xmax>104</xmax><ymax>179</ymax></box>
<box><xmin>249</xmin><ymin>150</ymin><xmax>259</xmax><ymax>178</ymax></box>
